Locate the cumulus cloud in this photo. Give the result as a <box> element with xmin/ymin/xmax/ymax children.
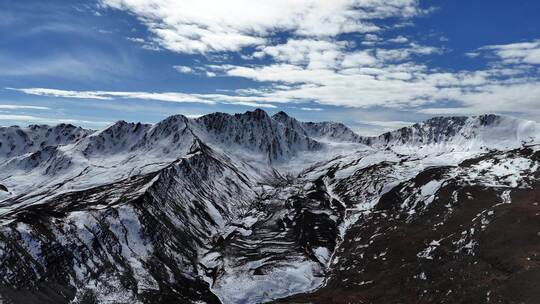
<box><xmin>253</xmin><ymin>39</ymin><xmax>347</xmax><ymax>69</ymax></box>
<box><xmin>98</xmin><ymin>0</ymin><xmax>424</xmax><ymax>54</ymax></box>
<box><xmin>7</xmin><ymin>1</ymin><xmax>539</xmax><ymax>122</ymax></box>
<box><xmin>12</xmin><ymin>35</ymin><xmax>540</xmax><ymax>118</ymax></box>
<box><xmin>208</xmin><ymin>39</ymin><xmax>540</xmax><ymax>115</ymax></box>
<box><xmin>341</xmin><ymin>51</ymin><xmax>378</xmax><ymax>67</ymax></box>
<box><xmin>479</xmin><ymin>40</ymin><xmax>540</xmax><ymax>65</ymax></box>
<box><xmin>13</xmin><ymin>35</ymin><xmax>540</xmax><ymax>115</ymax></box>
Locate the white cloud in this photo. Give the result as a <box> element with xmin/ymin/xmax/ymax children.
<box><xmin>127</xmin><ymin>37</ymin><xmax>145</xmax><ymax>43</ymax></box>
<box><xmin>0</xmin><ymin>50</ymin><xmax>135</xmax><ymax>80</ymax></box>
<box><xmin>358</xmin><ymin>119</ymin><xmax>415</xmax><ymax>135</ymax></box>
<box><xmin>8</xmin><ymin>88</ymin><xmax>114</xmax><ymax>100</ymax></box>
<box><xmin>254</xmin><ymin>39</ymin><xmax>347</xmax><ymax>69</ymax></box>
<box><xmin>7</xmin><ymin>2</ymin><xmax>539</xmax><ymax>121</ymax></box>
<box><xmin>212</xmin><ymin>39</ymin><xmax>540</xmax><ymax>115</ymax></box>
<box><xmin>341</xmin><ymin>51</ymin><xmax>378</xmax><ymax>67</ymax></box>
<box><xmin>0</xmin><ymin>104</ymin><xmax>50</xmax><ymax>110</ymax></box>
<box><xmin>173</xmin><ymin>65</ymin><xmax>194</xmax><ymax>73</ymax></box>
<box><xmin>361</xmin><ymin>33</ymin><xmax>382</xmax><ymax>46</ymax></box>
<box><xmin>301</xmin><ymin>107</ymin><xmax>323</xmax><ymax>111</ymax></box>
<box><xmin>479</xmin><ymin>40</ymin><xmax>540</xmax><ymax>65</ymax></box>
<box><xmin>99</xmin><ymin>0</ymin><xmax>424</xmax><ymax>54</ymax></box>
<box><xmin>127</xmin><ymin>36</ymin><xmax>161</xmax><ymax>51</ymax></box>
<box><xmin>351</xmin><ymin>119</ymin><xmax>415</xmax><ymax>136</ymax></box>
<box><xmin>388</xmin><ymin>35</ymin><xmax>409</xmax><ymax>43</ymax></box>
<box><xmin>8</xmin><ymin>88</ymin><xmax>279</xmax><ymax>108</ymax></box>
<box><xmin>465</xmin><ymin>52</ymin><xmax>480</xmax><ymax>58</ymax></box>
<box><xmin>0</xmin><ymin>114</ymin><xmax>109</xmax><ymax>126</ymax></box>
<box><xmin>362</xmin><ymin>120</ymin><xmax>414</xmax><ymax>129</ymax></box>
<box><xmin>375</xmin><ymin>43</ymin><xmax>443</xmax><ymax>62</ymax></box>
<box><xmin>13</xmin><ymin>37</ymin><xmax>540</xmax><ymax>118</ymax></box>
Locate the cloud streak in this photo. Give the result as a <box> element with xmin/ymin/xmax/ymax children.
<box><xmin>0</xmin><ymin>114</ymin><xmax>109</xmax><ymax>126</ymax></box>
<box><xmin>7</xmin><ymin>88</ymin><xmax>278</xmax><ymax>108</ymax></box>
<box><xmin>0</xmin><ymin>104</ymin><xmax>50</xmax><ymax>110</ymax></box>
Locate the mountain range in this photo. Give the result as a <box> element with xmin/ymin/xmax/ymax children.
<box><xmin>0</xmin><ymin>109</ymin><xmax>539</xmax><ymax>304</ymax></box>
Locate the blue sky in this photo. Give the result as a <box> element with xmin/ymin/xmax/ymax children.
<box><xmin>1</xmin><ymin>0</ymin><xmax>539</xmax><ymax>135</ymax></box>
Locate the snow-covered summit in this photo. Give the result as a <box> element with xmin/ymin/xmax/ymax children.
<box><xmin>195</xmin><ymin>109</ymin><xmax>321</xmax><ymax>161</ymax></box>
<box><xmin>272</xmin><ymin>111</ymin><xmax>363</xmax><ymax>143</ymax></box>
<box><xmin>0</xmin><ymin>110</ymin><xmax>324</xmax><ymax>202</ymax></box>
<box><xmin>0</xmin><ymin>123</ymin><xmax>93</xmax><ymax>160</ymax></box>
<box><xmin>80</xmin><ymin>120</ymin><xmax>153</xmax><ymax>157</ymax></box>
<box><xmin>75</xmin><ymin>109</ymin><xmax>322</xmax><ymax>162</ymax></box>
<box><xmin>363</xmin><ymin>114</ymin><xmax>540</xmax><ymax>153</ymax></box>
<box><xmin>2</xmin><ymin>112</ymin><xmax>537</xmax><ymax>170</ymax></box>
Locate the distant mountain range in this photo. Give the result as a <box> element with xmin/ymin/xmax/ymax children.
<box><xmin>0</xmin><ymin>110</ymin><xmax>539</xmax><ymax>304</ymax></box>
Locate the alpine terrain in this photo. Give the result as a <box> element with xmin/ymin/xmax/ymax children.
<box><xmin>0</xmin><ymin>109</ymin><xmax>539</xmax><ymax>304</ymax></box>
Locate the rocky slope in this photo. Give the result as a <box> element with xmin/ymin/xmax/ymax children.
<box><xmin>0</xmin><ymin>110</ymin><xmax>538</xmax><ymax>304</ymax></box>
<box><xmin>272</xmin><ymin>111</ymin><xmax>363</xmax><ymax>143</ymax></box>
<box><xmin>277</xmin><ymin>146</ymin><xmax>540</xmax><ymax>304</ymax></box>
<box><xmin>0</xmin><ymin>124</ymin><xmax>93</xmax><ymax>160</ymax></box>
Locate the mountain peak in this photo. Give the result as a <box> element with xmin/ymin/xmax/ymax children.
<box><xmin>158</xmin><ymin>113</ymin><xmax>190</xmax><ymax>124</ymax></box>
<box><xmin>0</xmin><ymin>122</ymin><xmax>93</xmax><ymax>159</ymax></box>
<box><xmin>187</xmin><ymin>138</ymin><xmax>211</xmax><ymax>155</ymax></box>
<box><xmin>475</xmin><ymin>113</ymin><xmax>503</xmax><ymax>126</ymax></box>
<box><xmin>272</xmin><ymin>111</ymin><xmax>290</xmax><ymax>120</ymax></box>
<box><xmin>421</xmin><ymin>114</ymin><xmax>503</xmax><ymax>127</ymax></box>
<box><xmin>365</xmin><ymin>113</ymin><xmax>539</xmax><ymax>151</ymax></box>
<box><xmin>194</xmin><ymin>109</ymin><xmax>320</xmax><ymax>161</ymax></box>
<box><xmin>236</xmin><ymin>108</ymin><xmax>271</xmax><ymax>121</ymax></box>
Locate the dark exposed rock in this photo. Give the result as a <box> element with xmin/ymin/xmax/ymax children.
<box><xmin>274</xmin><ymin>149</ymin><xmax>540</xmax><ymax>304</ymax></box>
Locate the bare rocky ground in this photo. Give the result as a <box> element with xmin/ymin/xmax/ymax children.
<box><xmin>276</xmin><ymin>148</ymin><xmax>540</xmax><ymax>304</ymax></box>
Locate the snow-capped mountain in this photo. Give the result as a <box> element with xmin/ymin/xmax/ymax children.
<box><xmin>195</xmin><ymin>109</ymin><xmax>321</xmax><ymax>161</ymax></box>
<box><xmin>0</xmin><ymin>110</ymin><xmax>538</xmax><ymax>304</ymax></box>
<box><xmin>363</xmin><ymin>114</ymin><xmax>540</xmax><ymax>153</ymax></box>
<box><xmin>0</xmin><ymin>109</ymin><xmax>321</xmax><ymax>205</ymax></box>
<box><xmin>0</xmin><ymin>123</ymin><xmax>93</xmax><ymax>160</ymax></box>
<box><xmin>272</xmin><ymin>111</ymin><xmax>364</xmax><ymax>143</ymax></box>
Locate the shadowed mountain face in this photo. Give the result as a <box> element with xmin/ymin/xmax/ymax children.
<box><xmin>0</xmin><ymin>110</ymin><xmax>539</xmax><ymax>304</ymax></box>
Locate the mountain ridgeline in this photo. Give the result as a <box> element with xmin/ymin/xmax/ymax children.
<box><xmin>0</xmin><ymin>110</ymin><xmax>539</xmax><ymax>304</ymax></box>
